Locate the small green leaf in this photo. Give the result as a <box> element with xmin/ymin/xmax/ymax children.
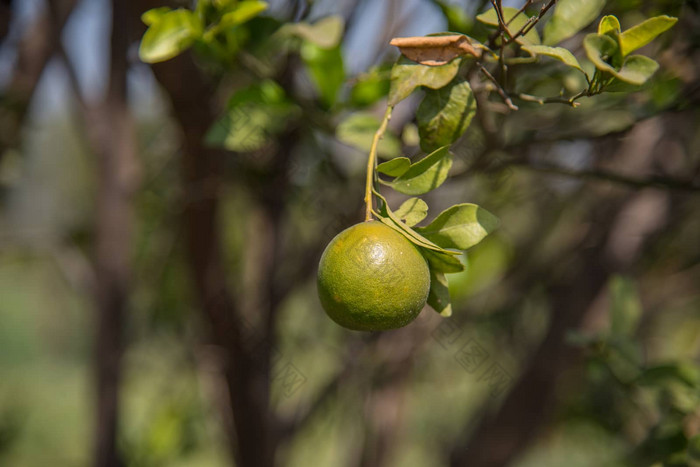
<box><xmin>350</xmin><ymin>66</ymin><xmax>390</xmax><ymax>108</ymax></box>
<box><xmin>218</xmin><ymin>1</ymin><xmax>268</xmax><ymax>29</ymax></box>
<box><xmin>336</xmin><ymin>113</ymin><xmax>401</xmax><ymax>159</ymax></box>
<box><xmin>390</xmin><ymin>146</ymin><xmax>453</xmax><ymax>195</ymax></box>
<box><xmin>417</xmin><ymin>78</ymin><xmax>476</xmax><ymax>152</ymax></box>
<box><xmin>427</xmin><ymin>269</ymin><xmax>453</xmax><ymax>316</ymax></box>
<box><xmin>636</xmin><ymin>363</ymin><xmax>700</xmax><ymax>388</ymax></box>
<box><xmin>543</xmin><ymin>0</ymin><xmax>606</xmax><ymax>46</ymax></box>
<box><xmin>377</xmin><ymin>157</ymin><xmax>411</xmax><ymax>177</ymax></box>
<box><xmin>415</xmin><ymin>203</ymin><xmax>499</xmax><ymax>250</ymax></box>
<box><xmin>139</xmin><ymin>9</ymin><xmax>202</xmax><ymax>63</ymax></box>
<box><xmin>609</xmin><ymin>275</ymin><xmax>641</xmax><ymax>336</ymax></box>
<box><xmin>376</xmin><ymin>214</ymin><xmax>447</xmax><ymax>255</ymax></box>
<box><xmin>596</xmin><ymin>55</ymin><xmax>659</xmax><ymax>87</ymax></box>
<box><xmin>281</xmin><ymin>15</ymin><xmax>344</xmax><ymax>49</ymax></box>
<box><xmin>301</xmin><ymin>42</ymin><xmax>345</xmax><ymax>107</ymax></box>
<box><xmin>583</xmin><ymin>33</ymin><xmax>621</xmax><ymax>74</ymax></box>
<box><xmin>598</xmin><ymin>15</ymin><xmax>621</xmax><ymax>36</ymax></box>
<box><xmin>609</xmin><ymin>55</ymin><xmax>659</xmax><ymax>85</ymax></box>
<box><xmin>422</xmin><ymin>249</ymin><xmax>465</xmax><ymax>274</ymax></box>
<box><xmin>388</xmin><ymin>56</ymin><xmax>461</xmax><ymax>106</ymax></box>
<box><xmin>521</xmin><ymin>45</ymin><xmax>586</xmax><ymax>75</ymax></box>
<box><xmin>475</xmin><ymin>7</ymin><xmax>540</xmax><ymax>45</ymax></box>
<box><xmin>619</xmin><ymin>15</ymin><xmax>677</xmax><ymax>57</ymax></box>
<box><xmin>374</xmin><ymin>191</ymin><xmax>459</xmax><ymax>256</ymax></box>
<box><xmin>394</xmin><ymin>198</ymin><xmax>429</xmax><ymax>227</ymax></box>
<box><xmin>301</xmin><ymin>43</ymin><xmax>344</xmax><ymax>107</ymax></box>
<box><xmin>141</xmin><ymin>7</ymin><xmax>172</xmax><ymax>26</ymax></box>
<box><xmin>205</xmin><ymin>80</ymin><xmax>298</xmax><ymax>151</ymax></box>
<box><xmin>603</xmin><ymin>78</ymin><xmax>643</xmax><ymax>93</ymax></box>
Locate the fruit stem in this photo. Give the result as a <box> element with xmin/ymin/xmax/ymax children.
<box><xmin>365</xmin><ymin>105</ymin><xmax>394</xmax><ymax>221</ymax></box>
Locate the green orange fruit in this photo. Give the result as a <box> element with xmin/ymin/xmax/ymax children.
<box><xmin>317</xmin><ymin>220</ymin><xmax>430</xmax><ymax>331</ymax></box>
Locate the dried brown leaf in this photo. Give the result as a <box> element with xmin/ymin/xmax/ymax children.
<box><xmin>389</xmin><ymin>35</ymin><xmax>481</xmax><ymax>66</ymax></box>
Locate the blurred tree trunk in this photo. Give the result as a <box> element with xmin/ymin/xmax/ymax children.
<box><xmin>0</xmin><ymin>0</ymin><xmax>76</xmax><ymax>164</ymax></box>
<box><xmin>148</xmin><ymin>50</ymin><xmax>280</xmax><ymax>466</ymax></box>
<box><xmin>92</xmin><ymin>1</ymin><xmax>139</xmax><ymax>465</ymax></box>
<box><xmin>1</xmin><ymin>0</ymin><xmax>136</xmax><ymax>464</ymax></box>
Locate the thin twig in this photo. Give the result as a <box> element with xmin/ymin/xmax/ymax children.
<box><xmin>506</xmin><ymin>0</ymin><xmax>557</xmax><ymax>45</ymax></box>
<box><xmin>490</xmin><ymin>0</ymin><xmax>513</xmax><ymax>38</ymax></box>
<box><xmin>364</xmin><ymin>106</ymin><xmax>393</xmax><ymax>221</ymax></box>
<box><xmin>507</xmin><ymin>0</ymin><xmax>534</xmax><ymax>26</ymax></box>
<box><xmin>478</xmin><ymin>63</ymin><xmax>519</xmax><ymax>110</ymax></box>
<box><xmin>492</xmin><ymin>0</ymin><xmax>510</xmax><ymax>82</ymax></box>
<box><xmin>516</xmin><ymin>89</ymin><xmax>587</xmax><ymax>107</ymax></box>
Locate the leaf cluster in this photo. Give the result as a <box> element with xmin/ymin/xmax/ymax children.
<box><xmin>136</xmin><ymin>0</ymin><xmax>678</xmax><ymax>321</ymax></box>
<box><xmin>139</xmin><ymin>1</ymin><xmax>268</xmax><ymax>64</ymax></box>
<box><xmin>369</xmin><ymin>69</ymin><xmax>497</xmax><ymax>316</ymax></box>
<box><xmin>369</xmin><ymin>0</ymin><xmax>676</xmax><ymax>317</ymax></box>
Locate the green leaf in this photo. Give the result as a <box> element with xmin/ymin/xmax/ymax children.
<box><xmin>336</xmin><ymin>113</ymin><xmax>401</xmax><ymax>159</ymax></box>
<box><xmin>388</xmin><ymin>56</ymin><xmax>461</xmax><ymax>106</ymax></box>
<box><xmin>377</xmin><ymin>157</ymin><xmax>411</xmax><ymax>177</ymax></box>
<box><xmin>475</xmin><ymin>7</ymin><xmax>540</xmax><ymax>45</ymax></box>
<box><xmin>394</xmin><ymin>198</ymin><xmax>429</xmax><ymax>227</ymax></box>
<box><xmin>606</xmin><ymin>55</ymin><xmax>659</xmax><ymax>86</ymax></box>
<box><xmin>603</xmin><ymin>78</ymin><xmax>642</xmax><ymax>93</ymax></box>
<box><xmin>301</xmin><ymin>43</ymin><xmax>344</xmax><ymax>107</ymax></box>
<box><xmin>543</xmin><ymin>0</ymin><xmax>606</xmax><ymax>46</ymax></box>
<box><xmin>281</xmin><ymin>15</ymin><xmax>344</xmax><ymax>49</ymax></box>
<box><xmin>609</xmin><ymin>275</ymin><xmax>641</xmax><ymax>336</ymax></box>
<box><xmin>390</xmin><ymin>146</ymin><xmax>453</xmax><ymax>195</ymax></box>
<box><xmin>416</xmin><ymin>78</ymin><xmax>476</xmax><ymax>152</ymax></box>
<box><xmin>141</xmin><ymin>7</ymin><xmax>172</xmax><ymax>26</ymax></box>
<box><xmin>635</xmin><ymin>363</ymin><xmax>700</xmax><ymax>388</ymax></box>
<box><xmin>139</xmin><ymin>9</ymin><xmax>202</xmax><ymax>63</ymax></box>
<box><xmin>586</xmin><ymin>34</ymin><xmax>660</xmax><ymax>86</ymax></box>
<box><xmin>422</xmin><ymin>249</ymin><xmax>465</xmax><ymax>274</ymax></box>
<box><xmin>427</xmin><ymin>269</ymin><xmax>453</xmax><ymax>316</ymax></box>
<box><xmin>521</xmin><ymin>45</ymin><xmax>586</xmax><ymax>75</ymax></box>
<box><xmin>374</xmin><ymin>191</ymin><xmax>460</xmax><ymax>256</ymax></box>
<box><xmin>376</xmin><ymin>214</ymin><xmax>446</xmax><ymax>255</ymax></box>
<box><xmin>619</xmin><ymin>15</ymin><xmax>677</xmax><ymax>57</ymax></box>
<box><xmin>218</xmin><ymin>1</ymin><xmax>268</xmax><ymax>29</ymax></box>
<box><xmin>205</xmin><ymin>80</ymin><xmax>298</xmax><ymax>151</ymax></box>
<box><xmin>583</xmin><ymin>33</ymin><xmax>622</xmax><ymax>74</ymax></box>
<box><xmin>350</xmin><ymin>67</ymin><xmax>390</xmax><ymax>108</ymax></box>
<box><xmin>415</xmin><ymin>203</ymin><xmax>499</xmax><ymax>250</ymax></box>
<box><xmin>598</xmin><ymin>15</ymin><xmax>621</xmax><ymax>36</ymax></box>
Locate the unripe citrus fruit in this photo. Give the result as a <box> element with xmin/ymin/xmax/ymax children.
<box><xmin>317</xmin><ymin>220</ymin><xmax>430</xmax><ymax>331</ymax></box>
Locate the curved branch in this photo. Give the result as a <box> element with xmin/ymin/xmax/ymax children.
<box><xmin>512</xmin><ymin>161</ymin><xmax>700</xmax><ymax>192</ymax></box>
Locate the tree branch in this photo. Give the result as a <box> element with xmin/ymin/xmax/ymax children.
<box><xmin>512</xmin><ymin>161</ymin><xmax>700</xmax><ymax>192</ymax></box>
<box><xmin>505</xmin><ymin>0</ymin><xmax>557</xmax><ymax>45</ymax></box>
<box><xmin>516</xmin><ymin>90</ymin><xmax>586</xmax><ymax>107</ymax></box>
<box><xmin>90</xmin><ymin>1</ymin><xmax>140</xmax><ymax>465</ymax></box>
<box><xmin>478</xmin><ymin>63</ymin><xmax>518</xmax><ymax>110</ymax></box>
